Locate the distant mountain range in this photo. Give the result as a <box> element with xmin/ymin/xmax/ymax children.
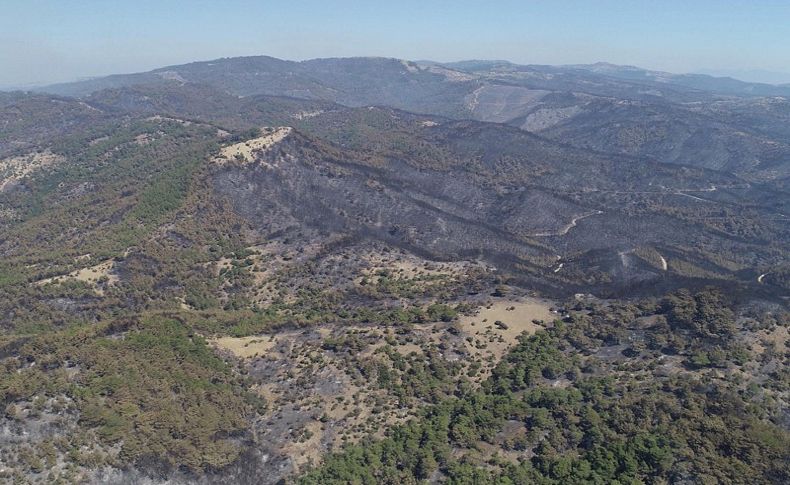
<box><xmin>565</xmin><ymin>62</ymin><xmax>790</xmax><ymax>97</ymax></box>
<box><xmin>36</xmin><ymin>57</ymin><xmax>790</xmax><ymax>99</ymax></box>
<box><xmin>24</xmin><ymin>55</ymin><xmax>790</xmax><ymax>183</ymax></box>
<box><xmin>697</xmin><ymin>67</ymin><xmax>790</xmax><ymax>86</ymax></box>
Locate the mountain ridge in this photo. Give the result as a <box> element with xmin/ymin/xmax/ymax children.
<box><xmin>19</xmin><ymin>55</ymin><xmax>790</xmax><ymax>183</ymax></box>
<box><xmin>32</xmin><ymin>55</ymin><xmax>790</xmax><ymax>97</ymax></box>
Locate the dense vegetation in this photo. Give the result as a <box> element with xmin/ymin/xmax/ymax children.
<box><xmin>301</xmin><ymin>291</ymin><xmax>788</xmax><ymax>484</ymax></box>
<box><xmin>2</xmin><ymin>317</ymin><xmax>261</xmax><ymax>476</ymax></box>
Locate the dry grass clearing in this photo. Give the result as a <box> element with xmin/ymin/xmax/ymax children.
<box><xmin>458</xmin><ymin>298</ymin><xmax>557</xmax><ymax>379</ymax></box>
<box><xmin>144</xmin><ymin>115</ymin><xmax>193</xmax><ymax>125</ymax></box>
<box><xmin>459</xmin><ymin>298</ymin><xmax>555</xmax><ymax>345</ymax></box>
<box><xmin>209</xmin><ymin>335</ymin><xmax>278</xmax><ymax>359</ymax></box>
<box><xmin>0</xmin><ymin>150</ymin><xmax>64</xmax><ymax>191</ymax></box>
<box><xmin>292</xmin><ymin>110</ymin><xmax>324</xmax><ymax>120</ymax></box>
<box><xmin>212</xmin><ymin>127</ymin><xmax>292</xmax><ymax>165</ymax></box>
<box><xmin>37</xmin><ymin>260</ymin><xmax>119</xmax><ymax>295</ymax></box>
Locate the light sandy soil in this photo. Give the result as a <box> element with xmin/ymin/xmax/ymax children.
<box><xmin>292</xmin><ymin>110</ymin><xmax>324</xmax><ymax>120</ymax></box>
<box><xmin>458</xmin><ymin>298</ymin><xmax>556</xmax><ymax>379</ymax></box>
<box><xmin>209</xmin><ymin>335</ymin><xmax>278</xmax><ymax>359</ymax></box>
<box><xmin>459</xmin><ymin>298</ymin><xmax>554</xmax><ymax>345</ymax></box>
<box><xmin>37</xmin><ymin>260</ymin><xmax>118</xmax><ymax>295</ymax></box>
<box><xmin>174</xmin><ymin>296</ymin><xmax>194</xmax><ymax>311</ymax></box>
<box><xmin>212</xmin><ymin>127</ymin><xmax>292</xmax><ymax>166</ymax></box>
<box><xmin>145</xmin><ymin>115</ymin><xmax>193</xmax><ymax>125</ymax></box>
<box><xmin>280</xmin><ymin>420</ymin><xmax>325</xmax><ymax>470</ymax></box>
<box><xmin>71</xmin><ymin>261</ymin><xmax>118</xmax><ymax>284</ymax></box>
<box><xmin>133</xmin><ymin>133</ymin><xmax>153</xmax><ymax>145</ymax></box>
<box><xmin>0</xmin><ymin>150</ymin><xmax>64</xmax><ymax>191</ymax></box>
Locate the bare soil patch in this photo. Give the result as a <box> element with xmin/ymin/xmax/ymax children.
<box><xmin>212</xmin><ymin>127</ymin><xmax>292</xmax><ymax>165</ymax></box>
<box><xmin>0</xmin><ymin>150</ymin><xmax>64</xmax><ymax>191</ymax></box>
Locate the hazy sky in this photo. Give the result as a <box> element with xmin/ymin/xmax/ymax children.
<box><xmin>2</xmin><ymin>0</ymin><xmax>790</xmax><ymax>87</ymax></box>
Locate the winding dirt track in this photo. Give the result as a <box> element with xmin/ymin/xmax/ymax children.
<box><xmin>532</xmin><ymin>210</ymin><xmax>603</xmax><ymax>237</ymax></box>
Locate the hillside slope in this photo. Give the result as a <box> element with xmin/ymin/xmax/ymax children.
<box><xmin>0</xmin><ymin>70</ymin><xmax>786</xmax><ymax>484</ymax></box>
